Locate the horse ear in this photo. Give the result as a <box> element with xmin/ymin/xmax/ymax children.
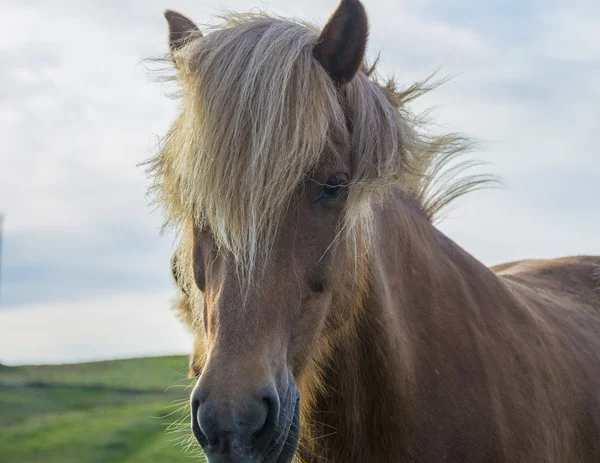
<box><xmin>164</xmin><ymin>10</ymin><xmax>201</xmax><ymax>54</ymax></box>
<box><xmin>170</xmin><ymin>253</ymin><xmax>180</xmax><ymax>285</ymax></box>
<box><xmin>313</xmin><ymin>0</ymin><xmax>369</xmax><ymax>85</ymax></box>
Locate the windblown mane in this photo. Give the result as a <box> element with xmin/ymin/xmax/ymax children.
<box><xmin>146</xmin><ymin>12</ymin><xmax>495</xmax><ymax>279</ymax></box>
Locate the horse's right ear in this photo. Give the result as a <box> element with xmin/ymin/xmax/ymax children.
<box><xmin>164</xmin><ymin>10</ymin><xmax>201</xmax><ymax>55</ymax></box>
<box><xmin>313</xmin><ymin>0</ymin><xmax>369</xmax><ymax>85</ymax></box>
<box><xmin>170</xmin><ymin>253</ymin><xmax>180</xmax><ymax>286</ymax></box>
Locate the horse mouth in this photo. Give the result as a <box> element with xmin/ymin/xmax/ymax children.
<box><xmin>255</xmin><ymin>394</ymin><xmax>300</xmax><ymax>463</ymax></box>
<box><xmin>273</xmin><ymin>396</ymin><xmax>300</xmax><ymax>463</ymax></box>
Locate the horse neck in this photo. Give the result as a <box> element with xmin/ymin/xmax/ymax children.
<box><xmin>301</xmin><ymin>192</ymin><xmax>515</xmax><ymax>462</ymax></box>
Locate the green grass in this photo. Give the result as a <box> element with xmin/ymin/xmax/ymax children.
<box><xmin>0</xmin><ymin>356</ymin><xmax>204</xmax><ymax>462</ymax></box>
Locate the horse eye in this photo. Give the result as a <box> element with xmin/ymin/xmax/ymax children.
<box><xmin>321</xmin><ymin>175</ymin><xmax>344</xmax><ymax>198</ymax></box>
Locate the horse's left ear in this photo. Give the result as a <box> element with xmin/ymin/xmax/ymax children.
<box><xmin>313</xmin><ymin>0</ymin><xmax>369</xmax><ymax>85</ymax></box>
<box><xmin>164</xmin><ymin>10</ymin><xmax>202</xmax><ymax>54</ymax></box>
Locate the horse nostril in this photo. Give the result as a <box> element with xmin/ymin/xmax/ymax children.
<box><xmin>233</xmin><ymin>389</ymin><xmax>274</xmax><ymax>448</ymax></box>
<box><xmin>257</xmin><ymin>389</ymin><xmax>279</xmax><ymax>443</ymax></box>
<box><xmin>190</xmin><ymin>397</ymin><xmax>208</xmax><ymax>448</ymax></box>
<box><xmin>190</xmin><ymin>384</ymin><xmax>280</xmax><ymax>455</ymax></box>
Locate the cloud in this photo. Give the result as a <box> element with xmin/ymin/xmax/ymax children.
<box><xmin>0</xmin><ymin>290</ymin><xmax>193</xmax><ymax>365</ymax></box>
<box><xmin>537</xmin><ymin>2</ymin><xmax>600</xmax><ymax>63</ymax></box>
<box><xmin>0</xmin><ymin>1</ymin><xmax>181</xmax><ymax>306</ymax></box>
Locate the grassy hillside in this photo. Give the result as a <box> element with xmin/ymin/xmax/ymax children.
<box><xmin>0</xmin><ymin>356</ymin><xmax>205</xmax><ymax>462</ymax></box>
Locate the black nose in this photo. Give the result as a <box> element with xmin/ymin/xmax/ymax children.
<box><xmin>191</xmin><ymin>383</ymin><xmax>279</xmax><ymax>459</ymax></box>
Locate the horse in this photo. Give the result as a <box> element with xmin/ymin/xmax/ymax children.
<box><xmin>147</xmin><ymin>1</ymin><xmax>600</xmax><ymax>461</ymax></box>
<box><xmin>170</xmin><ymin>253</ymin><xmax>205</xmax><ymax>380</ymax></box>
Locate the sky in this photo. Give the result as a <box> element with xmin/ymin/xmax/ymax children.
<box><xmin>0</xmin><ymin>0</ymin><xmax>598</xmax><ymax>364</ymax></box>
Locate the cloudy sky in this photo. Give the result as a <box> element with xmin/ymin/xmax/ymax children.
<box><xmin>1</xmin><ymin>0</ymin><xmax>598</xmax><ymax>364</ymax></box>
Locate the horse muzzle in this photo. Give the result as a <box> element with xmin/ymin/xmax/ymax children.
<box><xmin>190</xmin><ymin>376</ymin><xmax>300</xmax><ymax>463</ymax></box>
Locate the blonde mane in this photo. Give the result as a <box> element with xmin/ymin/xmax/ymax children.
<box><xmin>146</xmin><ymin>12</ymin><xmax>495</xmax><ymax>277</ymax></box>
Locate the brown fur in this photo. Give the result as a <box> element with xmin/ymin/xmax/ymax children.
<box><xmin>173</xmin><ymin>199</ymin><xmax>600</xmax><ymax>462</ymax></box>
<box><xmin>295</xmin><ymin>201</ymin><xmax>600</xmax><ymax>462</ymax></box>
<box><xmin>154</xmin><ymin>2</ymin><xmax>600</xmax><ymax>461</ymax></box>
